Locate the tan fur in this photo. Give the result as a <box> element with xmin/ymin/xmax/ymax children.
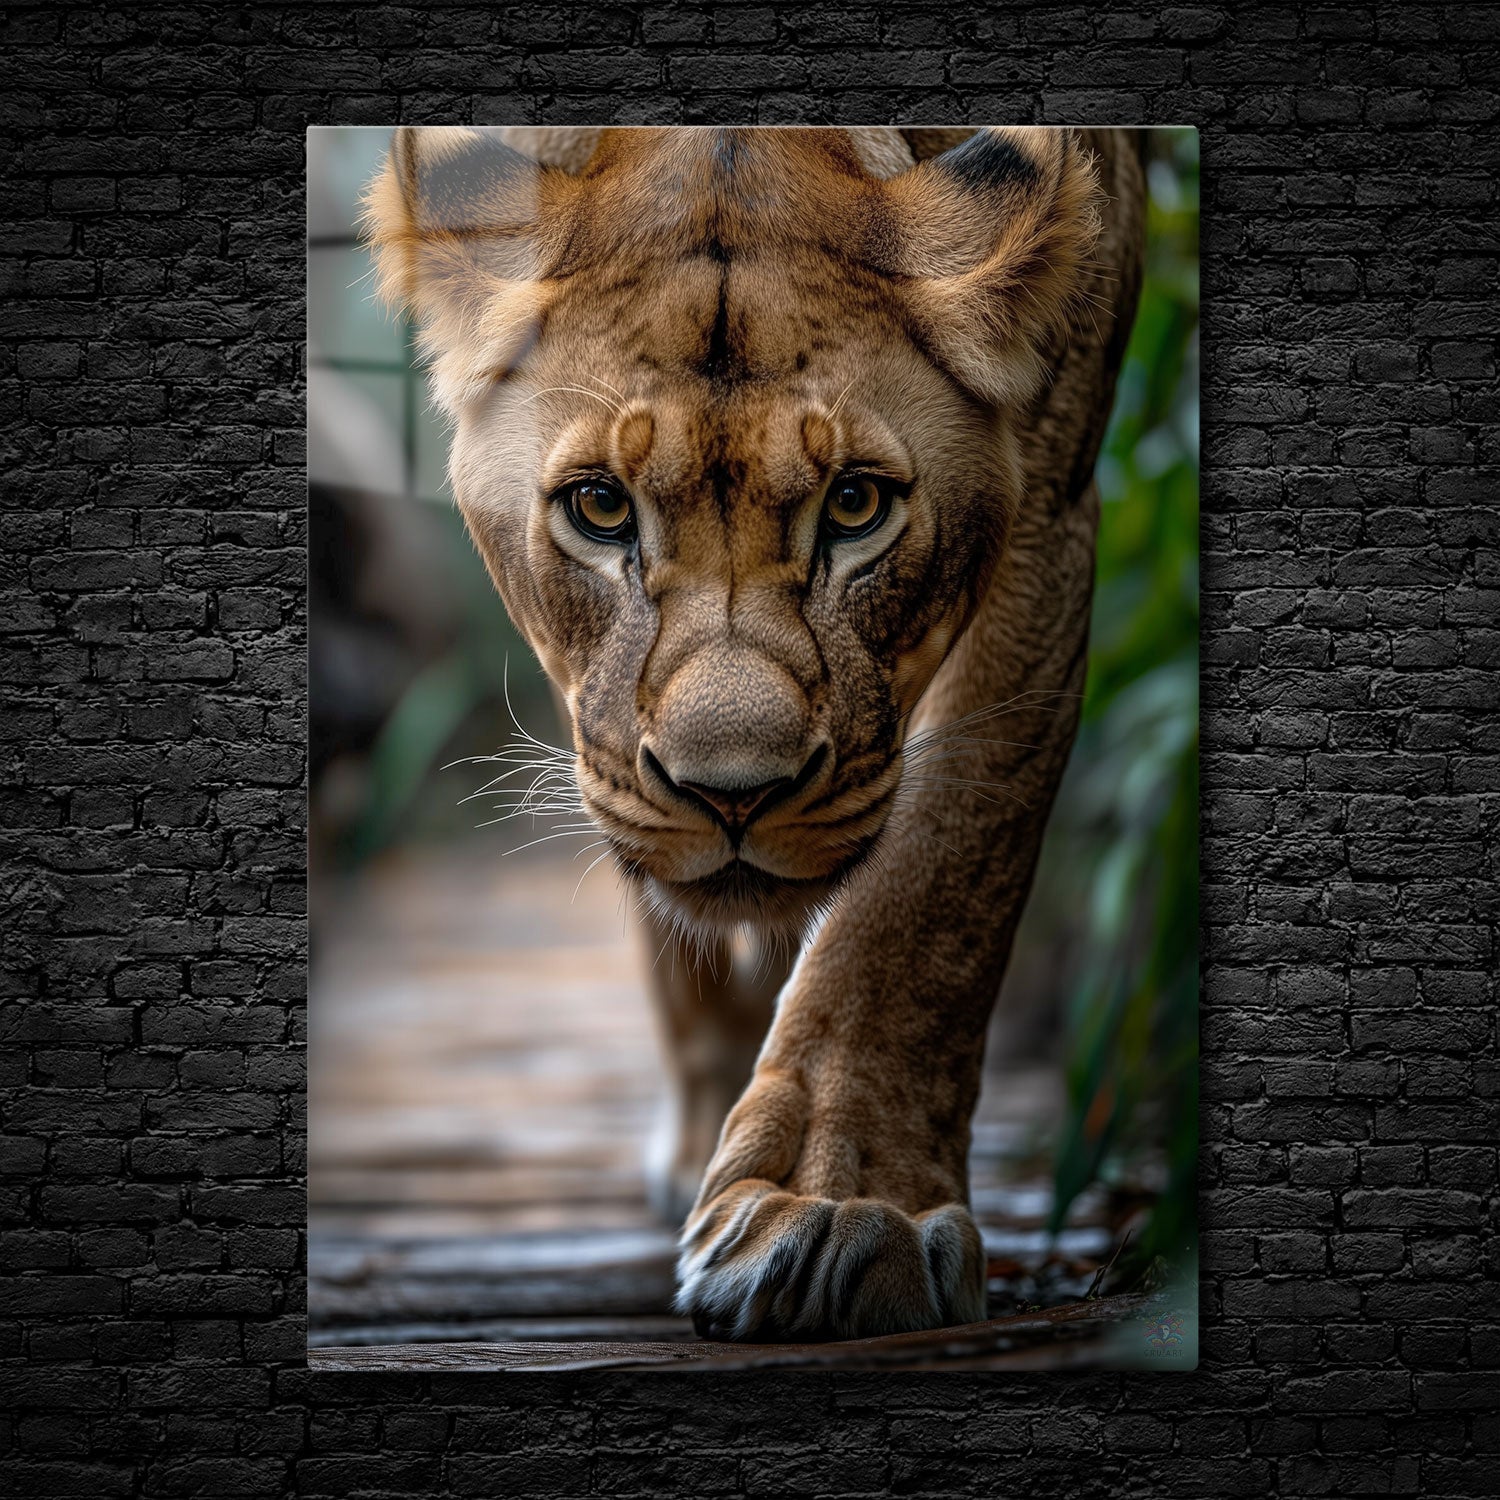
<box><xmin>635</xmin><ymin>909</ymin><xmax>788</xmax><ymax>1223</ymax></box>
<box><xmin>365</xmin><ymin>126</ymin><xmax>1145</xmax><ymax>1339</ymax></box>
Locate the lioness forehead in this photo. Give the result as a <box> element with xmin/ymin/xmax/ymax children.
<box><xmin>525</xmin><ymin>130</ymin><xmax>905</xmax><ymax>389</ymax></box>
<box><xmin>542</xmin><ymin>241</ymin><xmax>900</xmax><ymax>397</ymax></box>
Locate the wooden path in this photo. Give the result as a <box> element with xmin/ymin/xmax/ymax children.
<box><xmin>310</xmin><ymin>843</ymin><xmax>1165</xmax><ymax>1370</ymax></box>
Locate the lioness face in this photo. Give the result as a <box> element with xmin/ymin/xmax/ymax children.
<box><xmin>369</xmin><ymin>128</ymin><xmax>1099</xmax><ymax>933</ymax></box>
<box><xmin>455</xmin><ymin>278</ymin><xmax>1011</xmax><ymax>932</ymax></box>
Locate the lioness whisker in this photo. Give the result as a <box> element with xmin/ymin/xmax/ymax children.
<box><xmin>461</xmin><ymin>745</ymin><xmax>572</xmax><ymax>763</ymax></box>
<box><xmin>904</xmin><ymin>770</ymin><xmax>1026</xmax><ymax>792</ymax></box>
<box><xmin>488</xmin><ymin>823</ymin><xmax>599</xmax><ymax>849</ymax></box>
<box><xmin>877</xmin><ymin>802</ymin><xmax>964</xmax><ymax>859</ymax></box>
<box><xmin>825</xmin><ymin>378</ymin><xmax>856</xmax><ymax>420</ymax></box>
<box><xmin>479</xmin><ymin>801</ymin><xmax>587</xmax><ymax>825</ymax></box>
<box><xmin>902</xmin><ymin>779</ymin><xmax>1032</xmax><ymax>811</ymax></box>
<box><xmin>516</xmin><ymin>385</ymin><xmax>625</xmax><ymax>416</ymax></box>
<box><xmin>479</xmin><ymin>786</ymin><xmax>580</xmax><ymax>804</ymax></box>
<box><xmin>908</xmin><ymin>732</ymin><xmax>1043</xmax><ymax>754</ymax></box>
<box><xmin>903</xmin><ymin>748</ymin><xmax>1012</xmax><ymax>773</ymax></box>
<box><xmin>477</xmin><ymin>782</ymin><xmax>577</xmax><ymax>803</ymax></box>
<box><xmin>444</xmin><ymin>749</ymin><xmax>572</xmax><ymax>770</ymax></box>
<box><xmin>458</xmin><ymin>768</ymin><xmax>575</xmax><ymax>803</ymax></box>
<box><xmin>498</xmin><ymin>654</ymin><xmax>575</xmax><ymax>749</ymax></box>
<box><xmin>466</xmin><ymin>764</ymin><xmax>580</xmax><ymax>811</ymax></box>
<box><xmin>580</xmin><ymin>371</ymin><xmax>631</xmax><ymax>405</ymax></box>
<box><xmin>912</xmin><ymin>688</ymin><xmax>1080</xmax><ymax>741</ymax></box>
<box><xmin>478</xmin><ymin>792</ymin><xmax>581</xmax><ymax>810</ymax></box>
<box><xmin>571</xmin><ymin>846</ymin><xmax>617</xmax><ymax>904</ymax></box>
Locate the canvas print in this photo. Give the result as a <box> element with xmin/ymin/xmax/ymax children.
<box><xmin>308</xmin><ymin>125</ymin><xmax>1199</xmax><ymax>1371</ymax></box>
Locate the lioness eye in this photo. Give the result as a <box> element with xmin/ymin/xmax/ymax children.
<box><xmin>823</xmin><ymin>474</ymin><xmax>890</xmax><ymax>539</ymax></box>
<box><xmin>564</xmin><ymin>479</ymin><xmax>636</xmax><ymax>544</ymax></box>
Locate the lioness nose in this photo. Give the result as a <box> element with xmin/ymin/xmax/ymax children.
<box><xmin>646</xmin><ymin>749</ymin><xmax>824</xmax><ymax>836</ymax></box>
<box><xmin>642</xmin><ymin>643</ymin><xmax>818</xmax><ymax>833</ymax></box>
<box><xmin>681</xmin><ymin>772</ymin><xmax>792</xmax><ymax>830</ymax></box>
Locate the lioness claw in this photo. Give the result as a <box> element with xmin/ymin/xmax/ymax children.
<box><xmin>676</xmin><ymin>1182</ymin><xmax>984</xmax><ymax>1342</ymax></box>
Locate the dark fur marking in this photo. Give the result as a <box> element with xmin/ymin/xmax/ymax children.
<box><xmin>708</xmin><ymin>449</ymin><xmax>744</xmax><ymax>527</ymax></box>
<box><xmin>934</xmin><ymin>130</ymin><xmax>1040</xmax><ymax>195</ymax></box>
<box><xmin>712</xmin><ymin>129</ymin><xmax>745</xmax><ymax>179</ymax></box>
<box><xmin>847</xmin><ymin>549</ymin><xmax>891</xmax><ymax>588</ymax></box>
<box><xmin>866</xmin><ymin>514</ymin><xmax>948</xmax><ymax>659</ymax></box>
<box><xmin>801</xmin><ymin>781</ymin><xmax>894</xmax><ymax>830</ymax></box>
<box><xmin>698</xmin><ymin>237</ymin><xmax>745</xmax><ymax>389</ymax></box>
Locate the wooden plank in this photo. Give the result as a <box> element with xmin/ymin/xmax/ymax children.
<box><xmin>308</xmin><ymin>1295</ymin><xmax>1157</xmax><ymax>1373</ymax></box>
<box><xmin>310</xmin><ymin>1227</ymin><xmax>680</xmax><ymax>1326</ymax></box>
<box><xmin>309</xmin><ymin>1315</ymin><xmax>697</xmax><ymax>1349</ymax></box>
<box><xmin>308</xmin><ymin>1226</ymin><xmax>1124</xmax><ymax>1331</ymax></box>
<box><xmin>311</xmin><ymin>1266</ymin><xmax>679</xmax><ymax>1324</ymax></box>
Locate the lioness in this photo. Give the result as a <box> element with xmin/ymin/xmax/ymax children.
<box><xmin>366</xmin><ymin>125</ymin><xmax>1144</xmax><ymax>1340</ymax></box>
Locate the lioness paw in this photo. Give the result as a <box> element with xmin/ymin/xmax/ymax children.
<box><xmin>675</xmin><ymin>1180</ymin><xmax>985</xmax><ymax>1341</ymax></box>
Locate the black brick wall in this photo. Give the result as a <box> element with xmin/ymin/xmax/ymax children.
<box><xmin>3</xmin><ymin>5</ymin><xmax>1496</xmax><ymax>1496</ymax></box>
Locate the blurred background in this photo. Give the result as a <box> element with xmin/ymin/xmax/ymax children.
<box><xmin>308</xmin><ymin>127</ymin><xmax>1198</xmax><ymax>1359</ymax></box>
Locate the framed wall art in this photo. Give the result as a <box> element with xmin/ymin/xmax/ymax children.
<box><xmin>306</xmin><ymin>124</ymin><xmax>1199</xmax><ymax>1373</ymax></box>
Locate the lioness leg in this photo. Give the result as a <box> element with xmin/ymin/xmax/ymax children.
<box><xmin>676</xmin><ymin>481</ymin><xmax>1099</xmax><ymax>1336</ymax></box>
<box><xmin>676</xmin><ymin>129</ymin><xmax>1146</xmax><ymax>1340</ymax></box>
<box><xmin>636</xmin><ymin>906</ymin><xmax>789</xmax><ymax>1223</ymax></box>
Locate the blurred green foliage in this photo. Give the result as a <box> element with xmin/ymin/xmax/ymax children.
<box><xmin>1041</xmin><ymin>128</ymin><xmax>1199</xmax><ymax>1276</ymax></box>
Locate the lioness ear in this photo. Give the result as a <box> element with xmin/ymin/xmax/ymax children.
<box><xmin>362</xmin><ymin>126</ymin><xmax>578</xmax><ymax>412</ymax></box>
<box><xmin>880</xmin><ymin>127</ymin><xmax>1102</xmax><ymax>406</ymax></box>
